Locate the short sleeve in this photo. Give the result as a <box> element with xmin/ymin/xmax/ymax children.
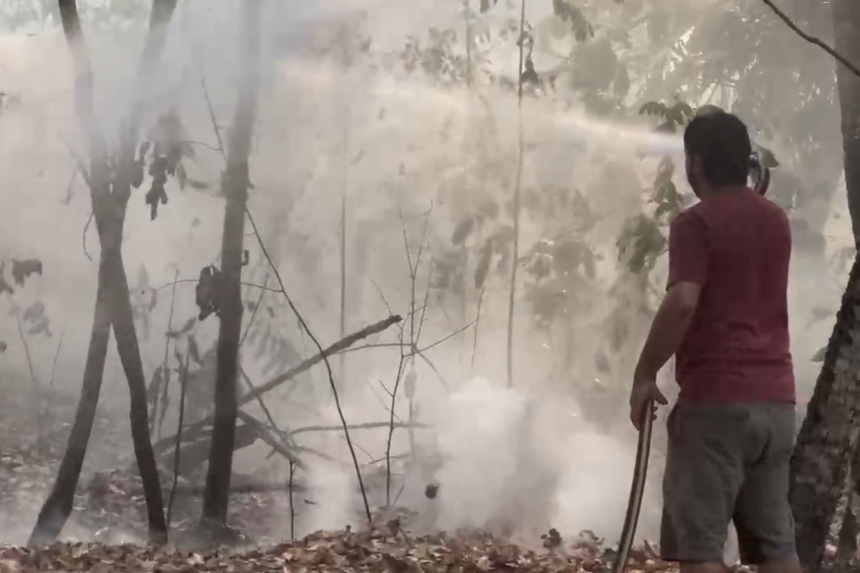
<box><xmin>667</xmin><ymin>211</ymin><xmax>709</xmax><ymax>290</ymax></box>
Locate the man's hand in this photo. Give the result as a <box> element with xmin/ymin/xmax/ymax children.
<box><xmin>629</xmin><ymin>376</ymin><xmax>668</xmax><ymax>431</ymax></box>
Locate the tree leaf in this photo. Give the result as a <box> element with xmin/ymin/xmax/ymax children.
<box><xmin>811</xmin><ymin>346</ymin><xmax>827</xmax><ymax>363</ymax></box>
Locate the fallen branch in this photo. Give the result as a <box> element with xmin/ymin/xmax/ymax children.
<box><xmin>236</xmin><ymin>410</ymin><xmax>304</xmax><ymax>469</ymax></box>
<box><xmin>151</xmin><ymin>315</ymin><xmax>400</xmax><ymax>455</ymax></box>
<box><xmin>237</xmin><ymin>314</ymin><xmax>402</xmax><ymax>410</ymax></box>
<box><xmin>157</xmin><ymin>424</ymin><xmax>259</xmax><ymax>477</ymax></box>
<box><xmin>133</xmin><ymin>480</ymin><xmax>310</xmax><ymax>497</ymax></box>
<box><xmin>291</xmin><ymin>421</ymin><xmax>427</xmax><ymax>437</ymax></box>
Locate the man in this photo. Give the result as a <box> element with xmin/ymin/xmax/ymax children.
<box><xmin>629</xmin><ymin>109</ymin><xmax>801</xmax><ymax>573</ymax></box>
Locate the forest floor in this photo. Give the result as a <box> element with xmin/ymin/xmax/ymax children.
<box><xmin>0</xmin><ymin>377</ymin><xmax>700</xmax><ymax>572</ymax></box>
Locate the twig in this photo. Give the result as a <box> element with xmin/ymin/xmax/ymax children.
<box><xmin>236</xmin><ymin>274</ymin><xmax>286</xmax><ymax>440</ymax></box>
<box><xmin>13</xmin><ymin>305</ymin><xmax>42</xmax><ymax>445</ymax></box>
<box><xmin>370</xmin><ymin>279</ymin><xmax>394</xmax><ymax>316</ymax></box>
<box><xmin>339</xmin><ymin>25</ymin><xmax>352</xmax><ymax>395</ymax></box>
<box><xmin>369</xmin><ymin>379</ymin><xmax>405</xmax><ymax>423</ymax></box>
<box><xmin>49</xmin><ymin>329</ymin><xmax>64</xmax><ymax>390</ymax></box>
<box><xmin>82</xmin><ymin>211</ymin><xmax>94</xmax><ymax>261</ymax></box>
<box><xmin>758</xmin><ymin>0</ymin><xmax>860</xmax><ymax>78</ymax></box>
<box><xmin>15</xmin><ymin>311</ymin><xmax>39</xmax><ymax>392</ymax></box>
<box><xmin>154</xmin><ymin>277</ymin><xmax>279</xmax><ymax>293</ymax></box>
<box><xmin>471</xmin><ymin>284</ymin><xmax>485</xmax><ymax>368</ymax></box>
<box><xmin>418</xmin><ymin>319</ymin><xmax>476</xmax><ymax>354</ymax></box>
<box><xmin>239</xmin><ymin>274</ymin><xmax>268</xmax><ymax>348</ymax></box>
<box><xmin>238</xmin><ymin>365</ymin><xmax>286</xmax><ymax>446</ymax></box>
<box><xmin>198</xmin><ymin>70</ymin><xmax>227</xmax><ymax>163</ymax></box>
<box><xmin>386</xmin><ymin>355</ymin><xmax>407</xmax><ymax>506</ymax></box>
<box><xmin>416</xmin><ymin>351</ymin><xmax>451</xmax><ymax>391</ymax></box>
<box><xmin>167</xmin><ymin>351</ymin><xmax>189</xmax><ymax>527</ymax></box>
<box><xmin>62</xmin><ymin>168</ymin><xmax>78</xmax><ymax>205</ymax></box>
<box><xmin>506</xmin><ymin>0</ymin><xmax>527</xmax><ymax>389</ymax></box>
<box><xmin>335</xmin><ymin>342</ymin><xmax>407</xmax><ymax>355</ymax></box>
<box><xmin>385</xmin><ymin>205</ymin><xmax>434</xmax><ymax>505</ymax></box>
<box><xmin>289</xmin><ymin>460</ymin><xmax>296</xmax><ymax>542</ymax></box>
<box><xmin>244</xmin><ymin>206</ymin><xmax>374</xmax><ymax>525</ymax></box>
<box><xmin>291</xmin><ymin>420</ymin><xmax>425</xmax><ymax>436</ymax></box>
<box><xmin>153</xmin><ymin>269</ymin><xmax>179</xmax><ymax>437</ymax></box>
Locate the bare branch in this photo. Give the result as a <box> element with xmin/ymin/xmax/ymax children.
<box><xmin>291</xmin><ymin>420</ymin><xmax>426</xmax><ymax>436</ymax></box>
<box><xmin>418</xmin><ymin>319</ymin><xmax>476</xmax><ymax>354</ymax></box>
<box><xmin>759</xmin><ymin>0</ymin><xmax>860</xmax><ymax>78</ymax></box>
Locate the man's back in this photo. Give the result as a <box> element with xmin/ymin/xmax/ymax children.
<box><xmin>668</xmin><ymin>187</ymin><xmax>795</xmax><ymax>406</ymax></box>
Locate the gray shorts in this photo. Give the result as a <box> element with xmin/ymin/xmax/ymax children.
<box><xmin>660</xmin><ymin>401</ymin><xmax>797</xmax><ymax>565</ymax></box>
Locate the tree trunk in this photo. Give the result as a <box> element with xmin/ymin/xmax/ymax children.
<box><xmin>109</xmin><ymin>250</ymin><xmax>169</xmax><ymax>544</ymax></box>
<box><xmin>789</xmin><ymin>3</ymin><xmax>860</xmax><ymax>570</ymax></box>
<box><xmin>29</xmin><ymin>0</ymin><xmax>178</xmax><ymax>547</ymax></box>
<box><xmin>834</xmin><ymin>440</ymin><xmax>860</xmax><ymax>571</ymax></box>
<box><xmin>28</xmin><ymin>274</ymin><xmax>111</xmax><ymax>546</ymax></box>
<box><xmin>834</xmin><ymin>3</ymin><xmax>860</xmax><ymax>246</ymax></box>
<box><xmin>202</xmin><ymin>0</ymin><xmax>262</xmax><ymax>525</ymax></box>
<box><xmin>108</xmin><ymin>0</ymin><xmax>179</xmax><ymax>543</ymax></box>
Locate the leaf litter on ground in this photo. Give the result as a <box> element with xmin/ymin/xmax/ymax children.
<box><xmin>0</xmin><ymin>528</ymin><xmax>688</xmax><ymax>573</ymax></box>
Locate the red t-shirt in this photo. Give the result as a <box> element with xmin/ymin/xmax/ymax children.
<box><xmin>668</xmin><ymin>187</ymin><xmax>795</xmax><ymax>406</ymax></box>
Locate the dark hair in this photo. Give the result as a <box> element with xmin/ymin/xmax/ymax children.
<box><xmin>683</xmin><ymin>110</ymin><xmax>752</xmax><ymax>187</ymax></box>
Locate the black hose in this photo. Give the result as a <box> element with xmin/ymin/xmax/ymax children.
<box><xmin>611</xmin><ymin>400</ymin><xmax>655</xmax><ymax>573</ymax></box>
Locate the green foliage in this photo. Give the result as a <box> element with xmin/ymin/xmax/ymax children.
<box><xmin>552</xmin><ymin>0</ymin><xmax>594</xmax><ymax>42</ymax></box>
<box><xmin>402</xmin><ymin>28</ymin><xmax>469</xmax><ymax>86</ymax></box>
<box><xmin>639</xmin><ymin>100</ymin><xmax>694</xmax><ymax>133</ymax></box>
<box><xmin>0</xmin><ymin>257</ymin><xmax>48</xmax><ymax>354</ymax></box>
<box><xmin>617</xmin><ymin>215</ymin><xmax>665</xmax><ymax>275</ymax></box>
<box><xmin>479</xmin><ymin>0</ymin><xmax>500</xmax><ymax>13</ymax></box>
<box><xmin>135</xmin><ymin>112</ymin><xmax>203</xmax><ymax>221</ymax></box>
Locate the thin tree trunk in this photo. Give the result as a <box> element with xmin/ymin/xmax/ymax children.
<box><xmin>28</xmin><ymin>276</ymin><xmax>111</xmax><ymax>546</ymax></box>
<box><xmin>202</xmin><ymin>0</ymin><xmax>262</xmax><ymax>525</ymax></box>
<box><xmin>790</xmin><ymin>3</ymin><xmax>860</xmax><ymax>570</ymax></box>
<box><xmin>505</xmin><ymin>0</ymin><xmax>526</xmax><ymax>388</ymax></box>
<box><xmin>338</xmin><ymin>26</ymin><xmax>350</xmax><ymax>397</ymax></box>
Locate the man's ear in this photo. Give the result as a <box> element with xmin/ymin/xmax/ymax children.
<box><xmin>686</xmin><ymin>154</ymin><xmax>703</xmax><ymax>180</ymax></box>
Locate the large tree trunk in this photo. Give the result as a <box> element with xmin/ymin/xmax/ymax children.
<box><xmin>789</xmin><ymin>3</ymin><xmax>860</xmax><ymax>570</ymax></box>
<box><xmin>202</xmin><ymin>0</ymin><xmax>262</xmax><ymax>525</ymax></box>
<box><xmin>29</xmin><ymin>0</ymin><xmax>177</xmax><ymax>547</ymax></box>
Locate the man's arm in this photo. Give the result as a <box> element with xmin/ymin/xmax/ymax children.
<box><xmin>634</xmin><ymin>282</ymin><xmax>701</xmax><ymax>380</ymax></box>
<box><xmin>634</xmin><ymin>211</ymin><xmax>709</xmax><ymax>381</ymax></box>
